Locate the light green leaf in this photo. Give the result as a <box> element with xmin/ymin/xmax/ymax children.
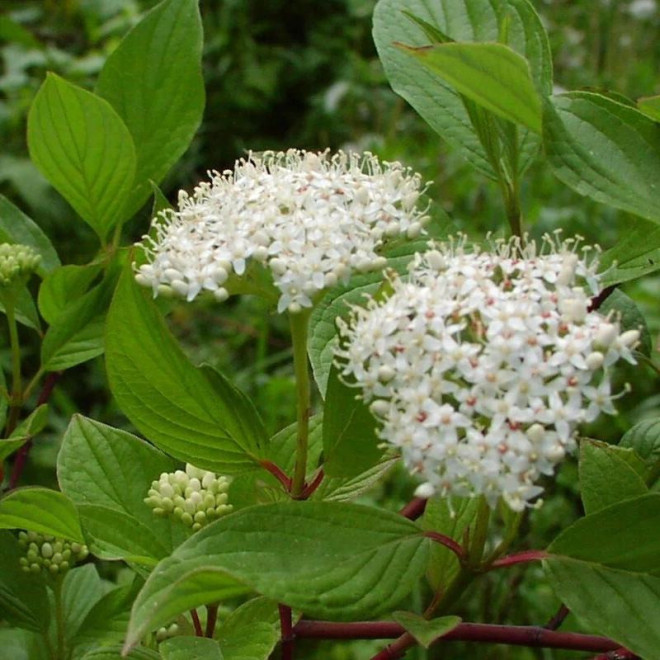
<box><xmin>105</xmin><ymin>267</ymin><xmax>266</xmax><ymax>473</ymax></box>
<box><xmin>0</xmin><ymin>530</ymin><xmax>50</xmax><ymax>633</ymax></box>
<box><xmin>314</xmin><ymin>455</ymin><xmax>399</xmax><ymax>502</ymax></box>
<box><xmin>0</xmin><ymin>629</ymin><xmax>48</xmax><ymax>660</ymax></box>
<box><xmin>391</xmin><ymin>612</ymin><xmax>461</xmax><ymax>648</ymax></box>
<box><xmin>0</xmin><ymin>195</ymin><xmax>60</xmax><ymax>275</ymax></box>
<box><xmin>216</xmin><ymin>598</ymin><xmax>280</xmax><ymax>660</ymax></box>
<box><xmin>160</xmin><ymin>637</ymin><xmax>223</xmax><ymax>660</ymax></box>
<box><xmin>125</xmin><ymin>502</ymin><xmax>429</xmax><ymax>648</ymax></box>
<box><xmin>0</xmin><ymin>404</ymin><xmax>49</xmax><ymax>463</ymax></box>
<box><xmin>620</xmin><ymin>419</ymin><xmax>660</xmax><ymax>485</ymax></box>
<box><xmin>61</xmin><ymin>564</ymin><xmax>108</xmax><ymax>644</ymax></box>
<box><xmin>57</xmin><ymin>416</ymin><xmax>188</xmax><ymax>563</ymax></box>
<box><xmin>80</xmin><ymin>646</ymin><xmax>160</xmax><ymax>660</ymax></box>
<box><xmin>544</xmin><ymin>92</ymin><xmax>660</xmax><ymax>224</ymax></box>
<box><xmin>96</xmin><ymin>0</ymin><xmax>204</xmax><ymax>219</ymax></box>
<box><xmin>402</xmin><ymin>42</ymin><xmax>541</xmax><ymax>133</ymax></box>
<box><xmin>548</xmin><ymin>494</ymin><xmax>660</xmax><ymax>574</ymax></box>
<box><xmin>38</xmin><ymin>263</ymin><xmax>102</xmax><ymax>324</ymax></box>
<box><xmin>638</xmin><ymin>95</ymin><xmax>660</xmax><ymax>122</ymax></box>
<box><xmin>579</xmin><ymin>439</ymin><xmax>648</xmax><ymax>514</ymax></box>
<box><xmin>0</xmin><ymin>286</ymin><xmax>41</xmax><ymax>331</ymax></box>
<box><xmin>0</xmin><ymin>487</ymin><xmax>84</xmax><ymax>542</ymax></box>
<box><xmin>544</xmin><ymin>558</ymin><xmax>660</xmax><ymax>659</ymax></box>
<box><xmin>27</xmin><ymin>74</ymin><xmax>137</xmax><ymax>241</ymax></box>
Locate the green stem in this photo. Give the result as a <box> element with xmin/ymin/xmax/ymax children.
<box><xmin>467</xmin><ymin>497</ymin><xmax>491</xmax><ymax>568</ymax></box>
<box><xmin>5</xmin><ymin>300</ymin><xmax>23</xmax><ymax>437</ymax></box>
<box><xmin>499</xmin><ymin>178</ymin><xmax>523</xmax><ymax>239</ymax></box>
<box><xmin>53</xmin><ymin>576</ymin><xmax>66</xmax><ymax>660</ymax></box>
<box><xmin>289</xmin><ymin>310</ymin><xmax>312</xmax><ymax>498</ymax></box>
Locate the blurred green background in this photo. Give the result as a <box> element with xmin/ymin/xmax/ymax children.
<box><xmin>1</xmin><ymin>1</ymin><xmax>659</xmax><ymax>657</ymax></box>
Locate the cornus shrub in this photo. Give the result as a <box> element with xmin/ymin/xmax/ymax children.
<box><xmin>0</xmin><ymin>0</ymin><xmax>658</xmax><ymax>659</ymax></box>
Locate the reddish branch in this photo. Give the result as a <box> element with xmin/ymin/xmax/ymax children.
<box><xmin>545</xmin><ymin>604</ymin><xmax>570</xmax><ymax>630</ymax></box>
<box><xmin>293</xmin><ymin>620</ymin><xmax>621</xmax><ymax>654</ymax></box>
<box><xmin>205</xmin><ymin>603</ymin><xmax>218</xmax><ymax>638</ymax></box>
<box><xmin>190</xmin><ymin>608</ymin><xmax>203</xmax><ymax>636</ymax></box>
<box><xmin>588</xmin><ymin>285</ymin><xmax>615</xmax><ymax>312</ymax></box>
<box><xmin>279</xmin><ymin>605</ymin><xmax>294</xmax><ymax>660</ymax></box>
<box><xmin>490</xmin><ymin>549</ymin><xmax>549</xmax><ymax>569</ymax></box>
<box><xmin>300</xmin><ymin>469</ymin><xmax>324</xmax><ymax>499</ymax></box>
<box><xmin>398</xmin><ymin>497</ymin><xmax>427</xmax><ymax>520</ymax></box>
<box><xmin>423</xmin><ymin>531</ymin><xmax>466</xmax><ymax>560</ymax></box>
<box><xmin>260</xmin><ymin>460</ymin><xmax>292</xmax><ymax>491</ymax></box>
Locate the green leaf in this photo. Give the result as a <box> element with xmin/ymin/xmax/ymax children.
<box><xmin>126</xmin><ymin>502</ymin><xmax>429</xmax><ymax>647</ymax></box>
<box><xmin>391</xmin><ymin>612</ymin><xmax>461</xmax><ymax>648</ymax></box>
<box><xmin>373</xmin><ymin>0</ymin><xmax>551</xmax><ymax>177</ymax></box>
<box><xmin>105</xmin><ymin>267</ymin><xmax>266</xmax><ymax>473</ymax></box>
<box><xmin>80</xmin><ymin>646</ymin><xmax>160</xmax><ymax>660</ymax></box>
<box><xmin>61</xmin><ymin>564</ymin><xmax>108</xmax><ymax>644</ymax></box>
<box><xmin>314</xmin><ymin>455</ymin><xmax>399</xmax><ymax>502</ymax></box>
<box><xmin>57</xmin><ymin>416</ymin><xmax>188</xmax><ymax>563</ymax></box>
<box><xmin>323</xmin><ymin>363</ymin><xmax>381</xmax><ymax>478</ymax></box>
<box><xmin>27</xmin><ymin>73</ymin><xmax>137</xmax><ymax>241</ymax></box>
<box><xmin>597</xmin><ymin>288</ymin><xmax>651</xmax><ymax>356</ymax></box>
<box><xmin>0</xmin><ymin>195</ymin><xmax>60</xmax><ymax>275</ymax></box>
<box><xmin>160</xmin><ymin>637</ymin><xmax>223</xmax><ymax>660</ymax></box>
<box><xmin>96</xmin><ymin>0</ymin><xmax>204</xmax><ymax>219</ymax></box>
<box><xmin>548</xmin><ymin>494</ymin><xmax>660</xmax><ymax>574</ymax></box>
<box><xmin>0</xmin><ymin>530</ymin><xmax>50</xmax><ymax>633</ymax></box>
<box><xmin>38</xmin><ymin>263</ymin><xmax>102</xmax><ymax>324</ymax></box>
<box><xmin>544</xmin><ymin>92</ymin><xmax>660</xmax><ymax>224</ymax></box>
<box><xmin>579</xmin><ymin>439</ymin><xmax>648</xmax><ymax>514</ymax></box>
<box><xmin>0</xmin><ymin>629</ymin><xmax>48</xmax><ymax>660</ymax></box>
<box><xmin>620</xmin><ymin>418</ymin><xmax>660</xmax><ymax>466</ymax></box>
<box><xmin>40</xmin><ymin>269</ymin><xmax>117</xmax><ymax>371</ymax></box>
<box><xmin>0</xmin><ymin>487</ymin><xmax>84</xmax><ymax>542</ymax></box>
<box><xmin>544</xmin><ymin>558</ymin><xmax>660</xmax><ymax>659</ymax></box>
<box><xmin>600</xmin><ymin>217</ymin><xmax>660</xmax><ymax>285</ymax></box>
<box><xmin>216</xmin><ymin>598</ymin><xmax>280</xmax><ymax>660</ymax></box>
<box><xmin>0</xmin><ymin>286</ymin><xmax>41</xmax><ymax>331</ymax></box>
<box><xmin>402</xmin><ymin>42</ymin><xmax>541</xmax><ymax>133</ymax></box>
<box><xmin>638</xmin><ymin>95</ymin><xmax>660</xmax><ymax>122</ymax></box>
<box><xmin>0</xmin><ymin>404</ymin><xmax>49</xmax><ymax>462</ymax></box>
<box><xmin>422</xmin><ymin>496</ymin><xmax>480</xmax><ymax>589</ymax></box>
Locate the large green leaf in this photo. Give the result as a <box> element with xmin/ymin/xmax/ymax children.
<box><xmin>578</xmin><ymin>439</ymin><xmax>648</xmax><ymax>514</ymax></box>
<box><xmin>160</xmin><ymin>637</ymin><xmax>223</xmax><ymax>660</ymax></box>
<box><xmin>57</xmin><ymin>416</ymin><xmax>188</xmax><ymax>564</ymax></box>
<box><xmin>544</xmin><ymin>559</ymin><xmax>660</xmax><ymax>659</ymax></box>
<box><xmin>0</xmin><ymin>487</ymin><xmax>84</xmax><ymax>542</ymax></box>
<box><xmin>0</xmin><ymin>195</ymin><xmax>60</xmax><ymax>275</ymax></box>
<box><xmin>216</xmin><ymin>598</ymin><xmax>280</xmax><ymax>660</ymax></box>
<box><xmin>96</xmin><ymin>0</ymin><xmax>204</xmax><ymax>219</ymax></box>
<box><xmin>125</xmin><ymin>502</ymin><xmax>429</xmax><ymax>647</ymax></box>
<box><xmin>0</xmin><ymin>629</ymin><xmax>48</xmax><ymax>660</ymax></box>
<box><xmin>322</xmin><ymin>363</ymin><xmax>380</xmax><ymax>478</ymax></box>
<box><xmin>544</xmin><ymin>92</ymin><xmax>660</xmax><ymax>224</ymax></box>
<box><xmin>81</xmin><ymin>647</ymin><xmax>160</xmax><ymax>660</ymax></box>
<box><xmin>373</xmin><ymin>0</ymin><xmax>551</xmax><ymax>177</ymax></box>
<box><xmin>0</xmin><ymin>530</ymin><xmax>50</xmax><ymax>633</ymax></box>
<box><xmin>38</xmin><ymin>263</ymin><xmax>103</xmax><ymax>324</ymax></box>
<box><xmin>620</xmin><ymin>418</ymin><xmax>660</xmax><ymax>466</ymax></box>
<box><xmin>60</xmin><ymin>565</ymin><xmax>108</xmax><ymax>646</ymax></box>
<box><xmin>638</xmin><ymin>95</ymin><xmax>660</xmax><ymax>122</ymax></box>
<box><xmin>403</xmin><ymin>42</ymin><xmax>541</xmax><ymax>133</ymax></box>
<box><xmin>548</xmin><ymin>494</ymin><xmax>660</xmax><ymax>574</ymax></box>
<box><xmin>27</xmin><ymin>74</ymin><xmax>136</xmax><ymax>241</ymax></box>
<box><xmin>105</xmin><ymin>267</ymin><xmax>266</xmax><ymax>473</ymax></box>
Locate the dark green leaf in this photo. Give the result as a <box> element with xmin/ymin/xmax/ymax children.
<box><xmin>125</xmin><ymin>502</ymin><xmax>429</xmax><ymax>647</ymax></box>
<box><xmin>579</xmin><ymin>439</ymin><xmax>648</xmax><ymax>514</ymax></box>
<box><xmin>80</xmin><ymin>646</ymin><xmax>160</xmax><ymax>660</ymax></box>
<box><xmin>96</xmin><ymin>0</ymin><xmax>204</xmax><ymax>219</ymax></box>
<box><xmin>61</xmin><ymin>564</ymin><xmax>108</xmax><ymax>643</ymax></box>
<box><xmin>391</xmin><ymin>612</ymin><xmax>461</xmax><ymax>648</ymax></box>
<box><xmin>160</xmin><ymin>637</ymin><xmax>223</xmax><ymax>660</ymax></box>
<box><xmin>0</xmin><ymin>195</ymin><xmax>60</xmax><ymax>275</ymax></box>
<box><xmin>216</xmin><ymin>598</ymin><xmax>280</xmax><ymax>660</ymax></box>
<box><xmin>544</xmin><ymin>92</ymin><xmax>660</xmax><ymax>224</ymax></box>
<box><xmin>27</xmin><ymin>74</ymin><xmax>137</xmax><ymax>241</ymax></box>
<box><xmin>323</xmin><ymin>363</ymin><xmax>380</xmax><ymax>478</ymax></box>
<box><xmin>0</xmin><ymin>286</ymin><xmax>41</xmax><ymax>331</ymax></box>
<box><xmin>105</xmin><ymin>267</ymin><xmax>266</xmax><ymax>473</ymax></box>
<box><xmin>402</xmin><ymin>42</ymin><xmax>541</xmax><ymax>133</ymax></box>
<box><xmin>58</xmin><ymin>416</ymin><xmax>188</xmax><ymax>563</ymax></box>
<box><xmin>0</xmin><ymin>487</ymin><xmax>84</xmax><ymax>542</ymax></box>
<box><xmin>0</xmin><ymin>530</ymin><xmax>50</xmax><ymax>633</ymax></box>
<box><xmin>0</xmin><ymin>404</ymin><xmax>49</xmax><ymax>465</ymax></box>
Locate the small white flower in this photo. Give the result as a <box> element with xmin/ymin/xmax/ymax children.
<box><xmin>135</xmin><ymin>150</ymin><xmax>429</xmax><ymax>313</ymax></box>
<box><xmin>336</xmin><ymin>234</ymin><xmax>636</xmax><ymax>510</ymax></box>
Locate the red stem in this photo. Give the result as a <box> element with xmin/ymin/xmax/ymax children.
<box><xmin>293</xmin><ymin>620</ymin><xmax>620</xmax><ymax>653</ymax></box>
<box><xmin>545</xmin><ymin>604</ymin><xmax>570</xmax><ymax>630</ymax></box>
<box><xmin>591</xmin><ymin>648</ymin><xmax>639</xmax><ymax>660</ymax></box>
<box><xmin>423</xmin><ymin>531</ymin><xmax>466</xmax><ymax>560</ymax></box>
<box><xmin>6</xmin><ymin>371</ymin><xmax>62</xmax><ymax>492</ymax></box>
<box><xmin>190</xmin><ymin>609</ymin><xmax>203</xmax><ymax>636</ymax></box>
<box><xmin>490</xmin><ymin>549</ymin><xmax>549</xmax><ymax>569</ymax></box>
<box><xmin>279</xmin><ymin>604</ymin><xmax>294</xmax><ymax>660</ymax></box>
<box><xmin>205</xmin><ymin>603</ymin><xmax>218</xmax><ymax>638</ymax></box>
<box><xmin>260</xmin><ymin>460</ymin><xmax>292</xmax><ymax>491</ymax></box>
<box><xmin>398</xmin><ymin>497</ymin><xmax>427</xmax><ymax>520</ymax></box>
<box><xmin>300</xmin><ymin>468</ymin><xmax>324</xmax><ymax>499</ymax></box>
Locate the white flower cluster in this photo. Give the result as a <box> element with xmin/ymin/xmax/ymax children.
<box><xmin>135</xmin><ymin>149</ymin><xmax>429</xmax><ymax>313</ymax></box>
<box><xmin>336</xmin><ymin>235</ymin><xmax>639</xmax><ymax>511</ymax></box>
<box><xmin>18</xmin><ymin>530</ymin><xmax>89</xmax><ymax>575</ymax></box>
<box><xmin>145</xmin><ymin>463</ymin><xmax>233</xmax><ymax>532</ymax></box>
<box><xmin>0</xmin><ymin>243</ymin><xmax>41</xmax><ymax>289</ymax></box>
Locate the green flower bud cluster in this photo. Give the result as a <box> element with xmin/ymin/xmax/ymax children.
<box><xmin>17</xmin><ymin>530</ymin><xmax>89</xmax><ymax>575</ymax></box>
<box><xmin>155</xmin><ymin>623</ymin><xmax>179</xmax><ymax>642</ymax></box>
<box><xmin>0</xmin><ymin>243</ymin><xmax>41</xmax><ymax>288</ymax></box>
<box><xmin>145</xmin><ymin>463</ymin><xmax>233</xmax><ymax>532</ymax></box>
